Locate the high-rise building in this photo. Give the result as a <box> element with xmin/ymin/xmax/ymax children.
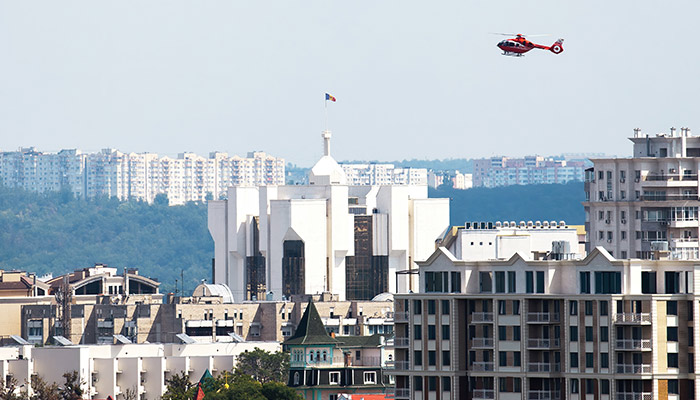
<box><xmin>341</xmin><ymin>163</ymin><xmax>428</xmax><ymax>186</ymax></box>
<box><xmin>207</xmin><ymin>131</ymin><xmax>450</xmax><ymax>302</ymax></box>
<box><xmin>473</xmin><ymin>155</ymin><xmax>586</xmax><ymax>188</ymax></box>
<box><xmin>392</xmin><ymin>245</ymin><xmax>698</xmax><ymax>399</ymax></box>
<box><xmin>584</xmin><ymin>127</ymin><xmax>700</xmax><ymax>260</ymax></box>
<box><xmin>0</xmin><ymin>147</ymin><xmax>285</xmax><ymax>205</ymax></box>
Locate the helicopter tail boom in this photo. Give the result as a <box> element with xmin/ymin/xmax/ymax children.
<box><xmin>549</xmin><ymin>39</ymin><xmax>564</xmax><ymax>54</ymax></box>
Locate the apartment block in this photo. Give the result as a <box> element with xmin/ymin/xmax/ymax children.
<box><xmin>0</xmin><ymin>147</ymin><xmax>285</xmax><ymax>205</ymax></box>
<box><xmin>473</xmin><ymin>156</ymin><xmax>586</xmax><ymax>188</ymax></box>
<box><xmin>392</xmin><ymin>245</ymin><xmax>700</xmax><ymax>400</ymax></box>
<box><xmin>341</xmin><ymin>163</ymin><xmax>428</xmax><ymax>186</ymax></box>
<box><xmin>584</xmin><ymin>127</ymin><xmax>700</xmax><ymax>260</ymax></box>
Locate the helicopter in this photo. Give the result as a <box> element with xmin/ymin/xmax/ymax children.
<box><xmin>494</xmin><ymin>33</ymin><xmax>564</xmax><ymax>57</ymax></box>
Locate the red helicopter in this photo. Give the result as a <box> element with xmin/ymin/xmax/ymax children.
<box><xmin>494</xmin><ymin>33</ymin><xmax>564</xmax><ymax>57</ymax></box>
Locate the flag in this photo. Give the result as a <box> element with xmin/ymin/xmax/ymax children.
<box><xmin>194</xmin><ymin>383</ymin><xmax>205</xmax><ymax>400</ymax></box>
<box><xmin>325</xmin><ymin>93</ymin><xmax>336</xmax><ymax>102</ymax></box>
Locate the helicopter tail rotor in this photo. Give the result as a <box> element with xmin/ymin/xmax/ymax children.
<box><xmin>549</xmin><ymin>38</ymin><xmax>564</xmax><ymax>54</ymax></box>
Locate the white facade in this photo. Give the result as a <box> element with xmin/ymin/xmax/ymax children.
<box><xmin>0</xmin><ymin>148</ymin><xmax>285</xmax><ymax>205</ymax></box>
<box><xmin>443</xmin><ymin>221</ymin><xmax>582</xmax><ymax>261</ymax></box>
<box><xmin>208</xmin><ymin>131</ymin><xmax>450</xmax><ymax>302</ymax></box>
<box><xmin>584</xmin><ymin>127</ymin><xmax>700</xmax><ymax>260</ymax></box>
<box><xmin>0</xmin><ymin>341</ymin><xmax>279</xmax><ymax>400</ymax></box>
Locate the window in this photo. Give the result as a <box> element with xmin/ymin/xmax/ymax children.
<box><xmin>293</xmin><ymin>372</ymin><xmax>300</xmax><ymax>385</ymax></box>
<box><xmin>585</xmin><ymin>301</ymin><xmax>593</xmax><ymax>315</ymax></box>
<box><xmin>601</xmin><ymin>353</ymin><xmax>609</xmax><ymax>369</ymax></box>
<box><xmin>669</xmin><ymin>379</ymin><xmax>679</xmax><ymax>395</ymax></box>
<box><xmin>668</xmin><ymin>353</ymin><xmax>679</xmax><ymax>368</ymax></box>
<box><xmin>499</xmin><ymin>326</ymin><xmax>507</xmax><ymax>340</ymax></box>
<box><xmin>442</xmin><ymin>377</ymin><xmax>451</xmax><ymax>392</ymax></box>
<box><xmin>600</xmin><ymin>300</ymin><xmax>608</xmax><ymax>316</ymax></box>
<box><xmin>363</xmin><ymin>372</ymin><xmax>376</xmax><ymax>384</ymax></box>
<box><xmin>499</xmin><ymin>351</ymin><xmax>507</xmax><ymax>367</ymax></box>
<box><xmin>425</xmin><ymin>272</ymin><xmax>449</xmax><ymax>293</ymax></box>
<box><xmin>513</xmin><ymin>326</ymin><xmax>521</xmax><ymax>341</ymax></box>
<box><xmin>499</xmin><ymin>378</ymin><xmax>507</xmax><ymax>392</ymax></box>
<box><xmin>689</xmin><ymin>327</ymin><xmax>694</xmax><ymax>347</ymax></box>
<box><xmin>498</xmin><ymin>300</ymin><xmax>506</xmax><ymax>315</ymax></box>
<box><xmin>442</xmin><ymin>350</ymin><xmax>450</xmax><ymax>366</ymax></box>
<box><xmin>598</xmin><ymin>210</ymin><xmax>604</xmax><ymax>220</ymax></box>
<box><xmin>514</xmin><ymin>351</ymin><xmax>521</xmax><ymax>367</ymax></box>
<box><xmin>570</xmin><ymin>326</ymin><xmax>578</xmax><ymax>341</ymax></box>
<box><xmin>428</xmin><ymin>351</ymin><xmax>436</xmax><ymax>366</ymax></box>
<box><xmin>329</xmin><ymin>372</ymin><xmax>340</xmax><ymax>385</ymax></box>
<box><xmin>413</xmin><ymin>377</ymin><xmax>423</xmax><ymax>391</ymax></box>
<box><xmin>495</xmin><ymin>271</ymin><xmax>505</xmax><ymax>293</ymax></box>
<box><xmin>536</xmin><ymin>271</ymin><xmax>545</xmax><ymax>293</ymax></box>
<box><xmin>526</xmin><ymin>271</ymin><xmax>533</xmax><ymax>293</ymax></box>
<box><xmin>621</xmin><ymin>231</ymin><xmax>627</xmax><ymax>240</ymax></box>
<box><xmin>665</xmin><ymin>271</ymin><xmax>681</xmax><ymax>294</ymax></box>
<box><xmin>668</xmin><ymin>327</ymin><xmax>678</xmax><ymax>342</ymax></box>
<box><xmin>450</xmin><ymin>271</ymin><xmax>461</xmax><ymax>293</ymax></box>
<box><xmin>413</xmin><ymin>300</ymin><xmax>422</xmax><ymax>314</ymax></box>
<box><xmin>601</xmin><ymin>379</ymin><xmax>610</xmax><ymax>395</ymax></box>
<box><xmin>514</xmin><ymin>378</ymin><xmax>521</xmax><ymax>392</ymax></box>
<box><xmin>600</xmin><ymin>326</ymin><xmax>609</xmax><ymax>342</ymax></box>
<box><xmin>442</xmin><ymin>325</ymin><xmax>450</xmax><ymax>340</ymax></box>
<box><xmin>428</xmin><ymin>300</ymin><xmax>436</xmax><ymax>315</ymax></box>
<box><xmin>641</xmin><ymin>271</ymin><xmax>657</xmax><ymax>293</ymax></box>
<box><xmin>569</xmin><ymin>301</ymin><xmax>578</xmax><ymax>315</ymax></box>
<box><xmin>507</xmin><ymin>271</ymin><xmax>516</xmax><ymax>293</ymax></box>
<box><xmin>595</xmin><ymin>271</ymin><xmax>622</xmax><ymax>294</ymax></box>
<box><xmin>414</xmin><ymin>325</ymin><xmax>422</xmax><ymax>340</ymax></box>
<box><xmin>414</xmin><ymin>350</ymin><xmax>422</xmax><ymax>366</ymax></box>
<box><xmin>580</xmin><ymin>272</ymin><xmax>591</xmax><ymax>294</ymax></box>
<box><xmin>441</xmin><ymin>300</ymin><xmax>450</xmax><ymax>315</ymax></box>
<box><xmin>570</xmin><ymin>352</ymin><xmax>578</xmax><ymax>368</ymax></box>
<box><xmin>586</xmin><ymin>379</ymin><xmax>595</xmax><ymax>395</ymax></box>
<box><xmin>667</xmin><ymin>300</ymin><xmax>678</xmax><ymax>315</ymax></box>
<box><xmin>428</xmin><ymin>325</ymin><xmax>436</xmax><ymax>340</ymax></box>
<box><xmin>689</xmin><ymin>301</ymin><xmax>694</xmax><ymax>320</ymax></box>
<box><xmin>480</xmin><ymin>272</ymin><xmax>492</xmax><ymax>293</ymax></box>
<box><xmin>571</xmin><ymin>379</ymin><xmax>579</xmax><ymax>394</ymax></box>
<box><xmin>585</xmin><ymin>353</ymin><xmax>594</xmax><ymax>368</ymax></box>
<box><xmin>585</xmin><ymin>327</ymin><xmax>593</xmax><ymax>341</ymax></box>
<box><xmin>513</xmin><ymin>300</ymin><xmax>520</xmax><ymax>315</ymax></box>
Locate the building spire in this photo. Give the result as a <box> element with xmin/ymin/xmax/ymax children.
<box><xmin>322</xmin><ymin>130</ymin><xmax>332</xmax><ymax>157</ymax></box>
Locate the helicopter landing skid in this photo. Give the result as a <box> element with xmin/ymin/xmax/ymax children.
<box><xmin>502</xmin><ymin>51</ymin><xmax>524</xmax><ymax>57</ymax></box>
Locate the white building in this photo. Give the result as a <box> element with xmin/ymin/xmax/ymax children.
<box><xmin>208</xmin><ymin>130</ymin><xmax>450</xmax><ymax>302</ymax></box>
<box><xmin>0</xmin><ymin>148</ymin><xmax>285</xmax><ymax>205</ymax></box>
<box><xmin>441</xmin><ymin>220</ymin><xmax>583</xmax><ymax>261</ymax></box>
<box><xmin>584</xmin><ymin>127</ymin><xmax>700</xmax><ymax>260</ymax></box>
<box><xmin>0</xmin><ymin>341</ymin><xmax>279</xmax><ymax>400</ymax></box>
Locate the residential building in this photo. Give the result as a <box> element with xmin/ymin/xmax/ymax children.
<box><xmin>584</xmin><ymin>127</ymin><xmax>700</xmax><ymax>260</ymax></box>
<box><xmin>440</xmin><ymin>220</ymin><xmax>584</xmax><ymax>261</ymax></box>
<box><xmin>341</xmin><ymin>164</ymin><xmax>427</xmax><ymax>186</ymax></box>
<box><xmin>208</xmin><ymin>130</ymin><xmax>449</xmax><ymax>302</ymax></box>
<box><xmin>285</xmin><ymin>301</ymin><xmax>393</xmax><ymax>400</ymax></box>
<box><xmin>0</xmin><ymin>147</ymin><xmax>285</xmax><ymax>205</ymax></box>
<box><xmin>452</xmin><ymin>171</ymin><xmax>473</xmax><ymax>190</ymax></box>
<box><xmin>473</xmin><ymin>155</ymin><xmax>586</xmax><ymax>188</ymax></box>
<box><xmin>0</xmin><ymin>340</ymin><xmax>279</xmax><ymax>400</ymax></box>
<box><xmin>393</xmin><ymin>245</ymin><xmax>699</xmax><ymax>399</ymax></box>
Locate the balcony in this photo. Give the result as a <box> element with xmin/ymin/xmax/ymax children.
<box><xmin>528</xmin><ymin>362</ymin><xmax>561</xmax><ymax>373</ymax></box>
<box><xmin>671</xmin><ymin>238</ymin><xmax>700</xmax><ymax>247</ymax></box>
<box><xmin>613</xmin><ymin>313</ymin><xmax>651</xmax><ymax>324</ymax></box>
<box><xmin>471</xmin><ymin>312</ymin><xmax>494</xmax><ymax>323</ymax></box>
<box><xmin>616</xmin><ymin>364</ymin><xmax>652</xmax><ymax>374</ymax></box>
<box><xmin>471</xmin><ymin>361</ymin><xmax>495</xmax><ymax>372</ymax></box>
<box><xmin>640</xmin><ymin>194</ymin><xmax>699</xmax><ymax>201</ymax></box>
<box><xmin>394</xmin><ymin>388</ymin><xmax>411</xmax><ymax>399</ymax></box>
<box><xmin>527</xmin><ymin>312</ymin><xmax>560</xmax><ymax>323</ymax></box>
<box><xmin>394</xmin><ymin>337</ymin><xmax>410</xmax><ymax>347</ymax></box>
<box><xmin>528</xmin><ymin>391</ymin><xmax>561</xmax><ymax>400</ymax></box>
<box><xmin>473</xmin><ymin>389</ymin><xmax>495</xmax><ymax>399</ymax></box>
<box><xmin>471</xmin><ymin>338</ymin><xmax>494</xmax><ymax>348</ymax></box>
<box><xmin>527</xmin><ymin>338</ymin><xmax>560</xmax><ymax>349</ymax></box>
<box><xmin>614</xmin><ymin>339</ymin><xmax>652</xmax><ymax>350</ymax></box>
<box><xmin>617</xmin><ymin>394</ymin><xmax>652</xmax><ymax>400</ymax></box>
<box><xmin>394</xmin><ymin>311</ymin><xmax>409</xmax><ymax>322</ymax></box>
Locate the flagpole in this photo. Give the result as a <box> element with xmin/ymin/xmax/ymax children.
<box><xmin>324</xmin><ymin>97</ymin><xmax>328</xmax><ymax>132</ymax></box>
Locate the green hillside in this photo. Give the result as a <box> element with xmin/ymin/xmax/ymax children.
<box><xmin>0</xmin><ymin>187</ymin><xmax>212</xmax><ymax>294</ymax></box>
<box><xmin>430</xmin><ymin>181</ymin><xmax>585</xmax><ymax>226</ymax></box>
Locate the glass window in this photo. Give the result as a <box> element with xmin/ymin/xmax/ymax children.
<box><xmin>441</xmin><ymin>300</ymin><xmax>450</xmax><ymax>315</ymax></box>
<box><xmin>669</xmin><ymin>379</ymin><xmax>679</xmax><ymax>394</ymax></box>
<box><xmin>442</xmin><ymin>325</ymin><xmax>450</xmax><ymax>340</ymax></box>
<box><xmin>580</xmin><ymin>271</ymin><xmax>590</xmax><ymax>294</ymax></box>
<box><xmin>499</xmin><ymin>326</ymin><xmax>507</xmax><ymax>340</ymax></box>
<box><xmin>585</xmin><ymin>301</ymin><xmax>593</xmax><ymax>315</ymax></box>
<box><xmin>665</xmin><ymin>272</ymin><xmax>681</xmax><ymax>294</ymax></box>
<box><xmin>427</xmin><ymin>300</ymin><xmax>436</xmax><ymax>315</ymax></box>
<box><xmin>450</xmin><ymin>271</ymin><xmax>461</xmax><ymax>293</ymax></box>
<box><xmin>569</xmin><ymin>301</ymin><xmax>578</xmax><ymax>315</ymax></box>
<box><xmin>526</xmin><ymin>271</ymin><xmax>533</xmax><ymax>293</ymax></box>
<box><xmin>595</xmin><ymin>271</ymin><xmax>622</xmax><ymax>294</ymax></box>
<box><xmin>499</xmin><ymin>351</ymin><xmax>507</xmax><ymax>367</ymax></box>
<box><xmin>442</xmin><ymin>351</ymin><xmax>450</xmax><ymax>366</ymax></box>
<box><xmin>601</xmin><ymin>379</ymin><xmax>610</xmax><ymax>395</ymax></box>
<box><xmin>428</xmin><ymin>325</ymin><xmax>436</xmax><ymax>340</ymax></box>
<box><xmin>667</xmin><ymin>300</ymin><xmax>678</xmax><ymax>315</ymax></box>
<box><xmin>601</xmin><ymin>353</ymin><xmax>609</xmax><ymax>369</ymax></box>
<box><xmin>571</xmin><ymin>379</ymin><xmax>579</xmax><ymax>394</ymax></box>
<box><xmin>498</xmin><ymin>300</ymin><xmax>506</xmax><ymax>315</ymax></box>
<box><xmin>414</xmin><ymin>351</ymin><xmax>422</xmax><ymax>366</ymax></box>
<box><xmin>480</xmin><ymin>272</ymin><xmax>492</xmax><ymax>293</ymax></box>
<box><xmin>668</xmin><ymin>353</ymin><xmax>679</xmax><ymax>368</ymax></box>
<box><xmin>414</xmin><ymin>377</ymin><xmax>423</xmax><ymax>391</ymax></box>
<box><xmin>442</xmin><ymin>377</ymin><xmax>451</xmax><ymax>392</ymax></box>
<box><xmin>600</xmin><ymin>300</ymin><xmax>608</xmax><ymax>316</ymax></box>
<box><xmin>428</xmin><ymin>351</ymin><xmax>436</xmax><ymax>366</ymax></box>
<box><xmin>600</xmin><ymin>326</ymin><xmax>609</xmax><ymax>342</ymax></box>
<box><xmin>668</xmin><ymin>327</ymin><xmax>678</xmax><ymax>342</ymax></box>
<box><xmin>570</xmin><ymin>326</ymin><xmax>578</xmax><ymax>341</ymax></box>
<box><xmin>585</xmin><ymin>327</ymin><xmax>593</xmax><ymax>341</ymax></box>
<box><xmin>513</xmin><ymin>326</ymin><xmax>521</xmax><ymax>341</ymax></box>
<box><xmin>536</xmin><ymin>271</ymin><xmax>545</xmax><ymax>293</ymax></box>
<box><xmin>507</xmin><ymin>271</ymin><xmax>516</xmax><ymax>293</ymax></box>
<box><xmin>585</xmin><ymin>353</ymin><xmax>594</xmax><ymax>368</ymax></box>
<box><xmin>413</xmin><ymin>300</ymin><xmax>422</xmax><ymax>314</ymax></box>
<box><xmin>428</xmin><ymin>377</ymin><xmax>437</xmax><ymax>392</ymax></box>
<box><xmin>513</xmin><ymin>300</ymin><xmax>520</xmax><ymax>315</ymax></box>
<box><xmin>495</xmin><ymin>271</ymin><xmax>505</xmax><ymax>293</ymax></box>
<box><xmin>514</xmin><ymin>351</ymin><xmax>521</xmax><ymax>367</ymax></box>
<box><xmin>570</xmin><ymin>352</ymin><xmax>578</xmax><ymax>368</ymax></box>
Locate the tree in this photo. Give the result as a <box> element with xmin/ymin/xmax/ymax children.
<box><xmin>162</xmin><ymin>372</ymin><xmax>195</xmax><ymax>400</ymax></box>
<box><xmin>234</xmin><ymin>348</ymin><xmax>290</xmax><ymax>384</ymax></box>
<box><xmin>29</xmin><ymin>375</ymin><xmax>60</xmax><ymax>400</ymax></box>
<box><xmin>0</xmin><ymin>376</ymin><xmax>24</xmax><ymax>400</ymax></box>
<box><xmin>260</xmin><ymin>382</ymin><xmax>303</xmax><ymax>400</ymax></box>
<box><xmin>59</xmin><ymin>371</ymin><xmax>83</xmax><ymax>400</ymax></box>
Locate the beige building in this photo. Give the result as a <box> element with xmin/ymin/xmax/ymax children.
<box><xmin>393</xmin><ymin>245</ymin><xmax>700</xmax><ymax>400</ymax></box>
<box><xmin>585</xmin><ymin>127</ymin><xmax>700</xmax><ymax>260</ymax></box>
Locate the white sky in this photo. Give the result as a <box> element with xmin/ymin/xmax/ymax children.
<box><xmin>1</xmin><ymin>1</ymin><xmax>698</xmax><ymax>166</ymax></box>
